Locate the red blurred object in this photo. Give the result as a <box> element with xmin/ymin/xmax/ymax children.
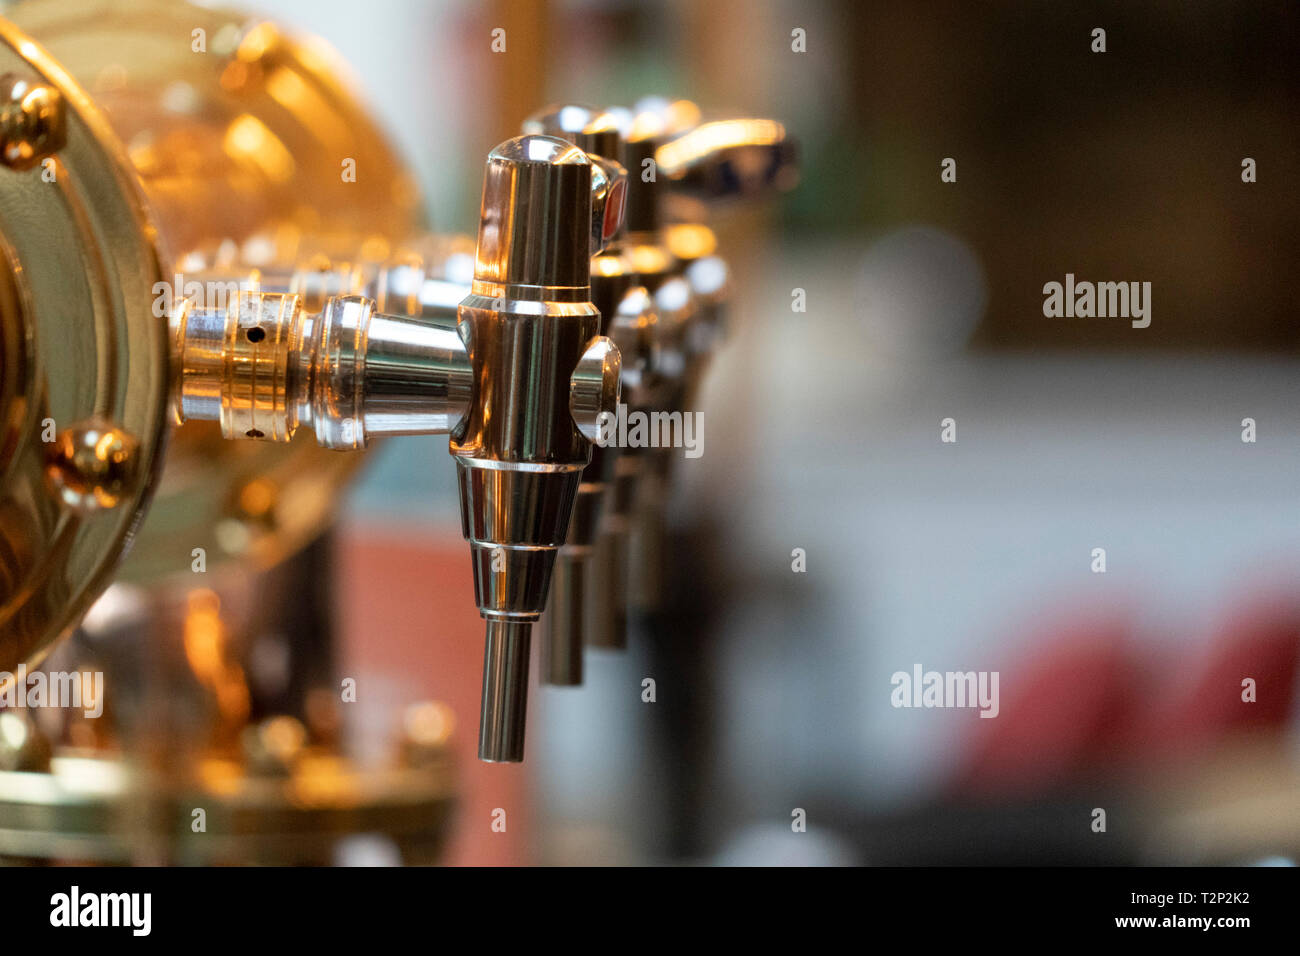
<box><xmin>335</xmin><ymin>523</ymin><xmax>533</xmax><ymax>865</ymax></box>
<box><xmin>956</xmin><ymin>609</ymin><xmax>1137</xmax><ymax>798</ymax></box>
<box><xmin>956</xmin><ymin>589</ymin><xmax>1300</xmax><ymax>799</ymax></box>
<box><xmin>1122</xmin><ymin>591</ymin><xmax>1300</xmax><ymax>768</ymax></box>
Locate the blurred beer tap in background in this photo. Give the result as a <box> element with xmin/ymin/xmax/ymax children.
<box><xmin>546</xmin><ymin>99</ymin><xmax>800</xmax><ymax>655</ymax></box>
<box><xmin>520</xmin><ymin>103</ymin><xmax>653</xmax><ymax>686</ymax></box>
<box><xmin>625</xmin><ymin>100</ymin><xmax>799</xmax><ymax>620</ymax></box>
<box><xmin>518</xmin><ymin>99</ymin><xmax>798</xmax><ymax>693</ymax></box>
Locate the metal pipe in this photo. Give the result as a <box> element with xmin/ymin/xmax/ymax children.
<box><xmin>478</xmin><ymin>620</ymin><xmax>532</xmax><ymax>763</ymax></box>
<box><xmin>173</xmin><ymin>289</ymin><xmax>472</xmax><ymax>448</ymax></box>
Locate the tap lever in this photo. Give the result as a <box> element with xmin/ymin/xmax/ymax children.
<box><xmin>655</xmin><ymin>117</ymin><xmax>800</xmax><ymax>202</ymax></box>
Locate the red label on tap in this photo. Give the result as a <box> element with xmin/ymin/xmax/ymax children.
<box><xmin>604</xmin><ymin>179</ymin><xmax>627</xmax><ymax>241</ymax></box>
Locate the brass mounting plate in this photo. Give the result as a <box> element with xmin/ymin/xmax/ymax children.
<box><xmin>0</xmin><ymin>19</ymin><xmax>169</xmax><ymax>670</ymax></box>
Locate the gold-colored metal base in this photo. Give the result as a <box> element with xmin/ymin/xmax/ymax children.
<box><xmin>0</xmin><ymin>751</ymin><xmax>455</xmax><ymax>866</ymax></box>
<box><xmin>0</xmin><ymin>0</ymin><xmax>454</xmax><ymax>863</ymax></box>
<box><xmin>0</xmin><ymin>17</ymin><xmax>169</xmax><ymax>671</ymax></box>
<box><xmin>8</xmin><ymin>0</ymin><xmax>426</xmax><ymax>588</ymax></box>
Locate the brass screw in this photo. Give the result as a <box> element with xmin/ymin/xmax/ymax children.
<box><xmin>0</xmin><ymin>73</ymin><xmax>66</xmax><ymax>171</ymax></box>
<box><xmin>44</xmin><ymin>421</ymin><xmax>139</xmax><ymax>511</ymax></box>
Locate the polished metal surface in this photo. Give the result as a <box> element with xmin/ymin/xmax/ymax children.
<box><xmin>0</xmin><ymin>18</ymin><xmax>170</xmax><ymax>671</ymax></box>
<box><xmin>176</xmin><ymin>134</ymin><xmax>624</xmax><ymax>761</ymax></box>
<box><xmin>524</xmin><ymin>98</ymin><xmax>797</xmax><ymax>663</ymax></box>
<box><xmin>655</xmin><ymin>118</ymin><xmax>800</xmax><ymax>203</ymax></box>
<box><xmin>473</xmin><ymin>135</ymin><xmax>598</xmax><ymax>289</ymax></box>
<box><xmin>590</xmin><ymin>100</ymin><xmax>798</xmax><ymax>642</ymax></box>
<box><xmin>453</xmin><ymin>135</ymin><xmax>620</xmax><ymax>758</ymax></box>
<box><xmin>0</xmin><ymin>72</ymin><xmax>65</xmax><ymax>169</ymax></box>
<box><xmin>585</xmin><ymin>284</ymin><xmax>663</xmax><ymax>647</ymax></box>
<box><xmin>570</xmin><ymin>336</ymin><xmax>622</xmax><ymax>442</ymax></box>
<box><xmin>553</xmin><ymin>254</ymin><xmax>652</xmax><ymax>664</ymax></box>
<box><xmin>542</xmin><ymin>548</ymin><xmax>586</xmax><ymax>684</ymax></box>
<box><xmin>522</xmin><ymin>104</ymin><xmax>629</xmax><ymax>259</ymax></box>
<box><xmin>167</xmin><ymin>101</ymin><xmax>794</xmax><ymax>759</ymax></box>
<box><xmin>479</xmin><ymin>620</ymin><xmax>531</xmax><ymax>763</ymax></box>
<box><xmin>596</xmin><ymin>100</ymin><xmax>697</xmax><ymax>635</ymax></box>
<box><xmin>602</xmin><ymin>274</ymin><xmax>694</xmax><ymax>629</ymax></box>
<box><xmin>523</xmin><ymin>105</ymin><xmax>663</xmax><ymax>681</ymax></box>
<box><xmin>174</xmin><ymin>264</ymin><xmax>473</xmax><ymax>449</ymax></box>
<box><xmin>0</xmin><ymin>0</ymin><xmax>464</xmax><ymax>863</ymax></box>
<box><xmin>685</xmin><ymin>253</ymin><xmax>730</xmax><ymax>345</ymax></box>
<box><xmin>8</xmin><ymin>0</ymin><xmax>427</xmax><ymax>585</ymax></box>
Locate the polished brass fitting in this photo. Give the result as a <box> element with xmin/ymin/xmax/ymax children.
<box><xmin>174</xmin><ymin>288</ymin><xmax>472</xmax><ymax>449</ymax></box>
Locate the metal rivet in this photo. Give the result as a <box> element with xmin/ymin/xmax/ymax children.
<box><xmin>0</xmin><ymin>73</ymin><xmax>66</xmax><ymax>170</ymax></box>
<box><xmin>44</xmin><ymin>421</ymin><xmax>139</xmax><ymax>511</ymax></box>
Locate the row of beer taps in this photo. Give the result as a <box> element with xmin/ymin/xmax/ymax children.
<box><xmin>171</xmin><ymin>98</ymin><xmax>797</xmax><ymax>762</ymax></box>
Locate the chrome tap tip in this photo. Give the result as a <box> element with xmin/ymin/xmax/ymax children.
<box><xmin>543</xmin><ymin>550</ymin><xmax>590</xmax><ymax>686</ymax></box>
<box><xmin>478</xmin><ymin>619</ymin><xmax>533</xmax><ymax>763</ymax></box>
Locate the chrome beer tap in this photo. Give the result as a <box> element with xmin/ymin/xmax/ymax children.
<box><xmin>452</xmin><ymin>136</ymin><xmax>622</xmax><ymax>760</ymax></box>
<box><xmin>175</xmin><ymin>135</ymin><xmax>623</xmax><ymax>762</ymax></box>
<box><xmin>582</xmin><ymin>102</ymin><xmax>702</xmax><ymax>648</ymax></box>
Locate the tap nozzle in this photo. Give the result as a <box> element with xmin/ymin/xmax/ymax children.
<box><xmin>479</xmin><ymin>620</ymin><xmax>533</xmax><ymax>762</ymax></box>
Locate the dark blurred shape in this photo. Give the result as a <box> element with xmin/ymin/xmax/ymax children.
<box><xmin>805</xmin><ymin>0</ymin><xmax>1300</xmax><ymax>351</ymax></box>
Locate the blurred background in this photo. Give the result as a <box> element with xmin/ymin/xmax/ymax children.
<box><xmin>125</xmin><ymin>0</ymin><xmax>1300</xmax><ymax>864</ymax></box>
